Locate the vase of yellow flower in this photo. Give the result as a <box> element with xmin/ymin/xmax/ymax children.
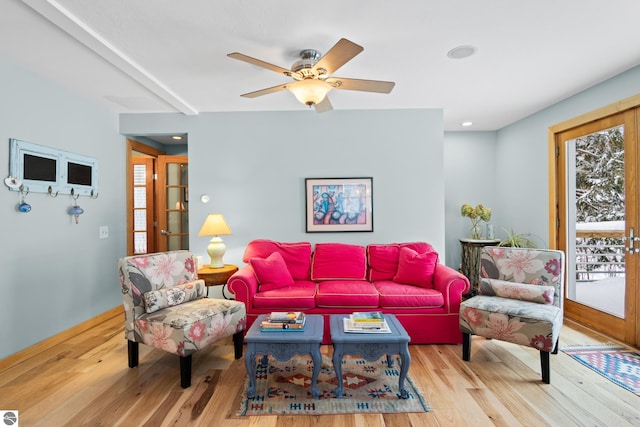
<box><xmin>461</xmin><ymin>203</ymin><xmax>492</xmax><ymax>239</ymax></box>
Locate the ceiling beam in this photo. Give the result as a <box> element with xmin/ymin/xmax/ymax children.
<box><xmin>21</xmin><ymin>0</ymin><xmax>199</xmax><ymax>115</ymax></box>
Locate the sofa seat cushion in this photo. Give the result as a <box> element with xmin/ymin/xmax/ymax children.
<box><xmin>367</xmin><ymin>242</ymin><xmax>434</xmax><ymax>281</ymax></box>
<box><xmin>316</xmin><ymin>280</ymin><xmax>379</xmax><ymax>308</ymax></box>
<box><xmin>135</xmin><ymin>298</ymin><xmax>246</xmax><ymax>356</ymax></box>
<box><xmin>242</xmin><ymin>239</ymin><xmax>312</xmax><ymax>280</ymax></box>
<box><xmin>375</xmin><ymin>281</ymin><xmax>444</xmax><ymax>308</ymax></box>
<box><xmin>311</xmin><ymin>243</ymin><xmax>367</xmax><ymax>280</ymax></box>
<box><xmin>252</xmin><ymin>280</ymin><xmax>317</xmax><ymax>310</ymax></box>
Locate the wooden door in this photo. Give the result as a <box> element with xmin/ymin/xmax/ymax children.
<box><xmin>156</xmin><ymin>155</ymin><xmax>189</xmax><ymax>252</ymax></box>
<box><xmin>554</xmin><ymin>109</ymin><xmax>639</xmax><ymax>344</ymax></box>
<box><xmin>131</xmin><ymin>157</ymin><xmax>155</xmax><ymax>254</ymax></box>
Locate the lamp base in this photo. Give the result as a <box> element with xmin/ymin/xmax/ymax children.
<box><xmin>207</xmin><ymin>236</ymin><xmax>226</xmax><ymax>268</ymax></box>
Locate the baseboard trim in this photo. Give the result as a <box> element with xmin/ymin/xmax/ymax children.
<box><xmin>0</xmin><ymin>306</ymin><xmax>122</xmax><ymax>371</ymax></box>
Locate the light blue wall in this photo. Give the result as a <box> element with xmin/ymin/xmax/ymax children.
<box><xmin>443</xmin><ymin>131</ymin><xmax>497</xmax><ymax>270</ymax></box>
<box><xmin>121</xmin><ymin>109</ymin><xmax>446</xmax><ymax>268</ymax></box>
<box><xmin>3</xmin><ymin>46</ymin><xmax>638</xmax><ymax>360</ymax></box>
<box><xmin>0</xmin><ymin>56</ymin><xmax>126</xmax><ymax>359</ymax></box>
<box><xmin>495</xmin><ymin>66</ymin><xmax>640</xmax><ymax>245</ymax></box>
<box><xmin>443</xmin><ymin>66</ymin><xmax>640</xmax><ymax>273</ymax></box>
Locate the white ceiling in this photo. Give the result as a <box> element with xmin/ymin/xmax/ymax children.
<box><xmin>2</xmin><ymin>0</ymin><xmax>640</xmax><ymax>132</ymax></box>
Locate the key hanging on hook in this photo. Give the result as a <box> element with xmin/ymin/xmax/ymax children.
<box><xmin>17</xmin><ymin>185</ymin><xmax>31</xmax><ymax>213</ymax></box>
<box><xmin>68</xmin><ymin>204</ymin><xmax>84</xmax><ymax>224</ymax></box>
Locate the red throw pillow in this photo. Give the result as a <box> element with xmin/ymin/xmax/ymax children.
<box><xmin>393</xmin><ymin>247</ymin><xmax>438</xmax><ymax>288</ymax></box>
<box><xmin>367</xmin><ymin>242</ymin><xmax>434</xmax><ymax>281</ymax></box>
<box><xmin>250</xmin><ymin>252</ymin><xmax>295</xmax><ymax>291</ymax></box>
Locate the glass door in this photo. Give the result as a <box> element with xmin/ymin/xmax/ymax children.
<box><xmin>156</xmin><ymin>155</ymin><xmax>189</xmax><ymax>252</ymax></box>
<box><xmin>556</xmin><ymin>110</ymin><xmax>638</xmax><ymax>343</ymax></box>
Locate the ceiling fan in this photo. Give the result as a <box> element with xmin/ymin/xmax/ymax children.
<box><xmin>227</xmin><ymin>38</ymin><xmax>395</xmax><ymax>113</ymax></box>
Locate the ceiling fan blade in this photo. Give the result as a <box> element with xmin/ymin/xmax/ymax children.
<box><xmin>240</xmin><ymin>83</ymin><xmax>289</xmax><ymax>98</ymax></box>
<box><xmin>227</xmin><ymin>52</ymin><xmax>291</xmax><ymax>76</ymax></box>
<box><xmin>314</xmin><ymin>96</ymin><xmax>333</xmax><ymax>113</ymax></box>
<box><xmin>327</xmin><ymin>77</ymin><xmax>395</xmax><ymax>94</ymax></box>
<box><xmin>313</xmin><ymin>38</ymin><xmax>363</xmax><ymax>75</ymax></box>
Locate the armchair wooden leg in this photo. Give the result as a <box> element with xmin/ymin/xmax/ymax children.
<box><xmin>180</xmin><ymin>355</ymin><xmax>192</xmax><ymax>388</ymax></box>
<box><xmin>540</xmin><ymin>350</ymin><xmax>550</xmax><ymax>384</ymax></box>
<box><xmin>233</xmin><ymin>331</ymin><xmax>243</xmax><ymax>359</ymax></box>
<box><xmin>127</xmin><ymin>340</ymin><xmax>139</xmax><ymax>368</ymax></box>
<box><xmin>462</xmin><ymin>333</ymin><xmax>471</xmax><ymax>361</ymax></box>
<box><xmin>552</xmin><ymin>336</ymin><xmax>559</xmax><ymax>354</ymax></box>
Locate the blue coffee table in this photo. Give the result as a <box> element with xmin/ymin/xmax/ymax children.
<box><xmin>244</xmin><ymin>314</ymin><xmax>323</xmax><ymax>399</ymax></box>
<box><xmin>330</xmin><ymin>313</ymin><xmax>411</xmax><ymax>399</ymax></box>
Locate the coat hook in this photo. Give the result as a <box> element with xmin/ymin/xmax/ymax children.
<box><xmin>47</xmin><ymin>186</ymin><xmax>58</xmax><ymax>198</ymax></box>
<box><xmin>90</xmin><ymin>189</ymin><xmax>99</xmax><ymax>199</ymax></box>
<box><xmin>70</xmin><ymin>188</ymin><xmax>80</xmax><ymax>200</ymax></box>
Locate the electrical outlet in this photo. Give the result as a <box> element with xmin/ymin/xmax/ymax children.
<box><xmin>99</xmin><ymin>226</ymin><xmax>109</xmax><ymax>239</ymax></box>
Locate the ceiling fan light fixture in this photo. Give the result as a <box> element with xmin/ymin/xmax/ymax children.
<box><xmin>288</xmin><ymin>79</ymin><xmax>332</xmax><ymax>106</ymax></box>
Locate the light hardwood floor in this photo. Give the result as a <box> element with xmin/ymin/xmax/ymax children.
<box><xmin>1</xmin><ymin>310</ymin><xmax>640</xmax><ymax>426</ymax></box>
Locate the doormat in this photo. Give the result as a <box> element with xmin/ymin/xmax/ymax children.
<box><xmin>562</xmin><ymin>344</ymin><xmax>640</xmax><ymax>395</ymax></box>
<box><xmin>237</xmin><ymin>354</ymin><xmax>429</xmax><ymax>416</ymax></box>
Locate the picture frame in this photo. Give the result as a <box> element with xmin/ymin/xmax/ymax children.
<box><xmin>305</xmin><ymin>177</ymin><xmax>373</xmax><ymax>232</ymax></box>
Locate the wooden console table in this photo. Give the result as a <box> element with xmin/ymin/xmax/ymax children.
<box><xmin>460</xmin><ymin>238</ymin><xmax>501</xmax><ymax>296</ymax></box>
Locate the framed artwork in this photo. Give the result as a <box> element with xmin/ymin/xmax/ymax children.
<box><xmin>305</xmin><ymin>177</ymin><xmax>373</xmax><ymax>232</ymax></box>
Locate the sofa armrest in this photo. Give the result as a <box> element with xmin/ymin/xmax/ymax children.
<box><xmin>433</xmin><ymin>264</ymin><xmax>470</xmax><ymax>313</ymax></box>
<box><xmin>227</xmin><ymin>265</ymin><xmax>258</xmax><ymax>310</ymax></box>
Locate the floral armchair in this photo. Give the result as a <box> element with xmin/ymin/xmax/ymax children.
<box><xmin>459</xmin><ymin>247</ymin><xmax>564</xmax><ymax>384</ymax></box>
<box><xmin>118</xmin><ymin>250</ymin><xmax>246</xmax><ymax>388</ymax></box>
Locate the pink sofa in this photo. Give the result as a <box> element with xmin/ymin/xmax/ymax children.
<box><xmin>227</xmin><ymin>239</ymin><xmax>470</xmax><ymax>344</ymax></box>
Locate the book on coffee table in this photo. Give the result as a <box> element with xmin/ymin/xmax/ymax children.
<box><xmin>261</xmin><ymin>312</ymin><xmax>306</xmax><ymax>331</ymax></box>
<box><xmin>350</xmin><ymin>312</ymin><xmax>386</xmax><ymax>329</ymax></box>
<box><xmin>343</xmin><ymin>317</ymin><xmax>391</xmax><ymax>333</ymax></box>
<box><xmin>267</xmin><ymin>311</ymin><xmax>305</xmax><ymax>324</ymax></box>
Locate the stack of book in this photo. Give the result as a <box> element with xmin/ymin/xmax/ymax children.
<box><xmin>344</xmin><ymin>311</ymin><xmax>391</xmax><ymax>333</ymax></box>
<box><xmin>260</xmin><ymin>311</ymin><xmax>306</xmax><ymax>331</ymax></box>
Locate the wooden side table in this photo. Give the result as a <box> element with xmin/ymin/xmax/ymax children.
<box><xmin>197</xmin><ymin>264</ymin><xmax>238</xmax><ymax>299</ymax></box>
<box><xmin>459</xmin><ymin>238</ymin><xmax>501</xmax><ymax>296</ymax></box>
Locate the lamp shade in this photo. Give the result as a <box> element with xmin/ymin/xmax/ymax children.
<box><xmin>197</xmin><ymin>213</ymin><xmax>232</xmax><ymax>237</ymax></box>
<box><xmin>198</xmin><ymin>213</ymin><xmax>232</xmax><ymax>268</ymax></box>
<box><xmin>288</xmin><ymin>79</ymin><xmax>332</xmax><ymax>106</ymax></box>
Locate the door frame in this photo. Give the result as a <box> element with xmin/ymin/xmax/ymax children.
<box><xmin>548</xmin><ymin>93</ymin><xmax>640</xmax><ymax>344</ymax></box>
<box><xmin>126</xmin><ymin>139</ymin><xmax>166</xmax><ymax>256</ymax></box>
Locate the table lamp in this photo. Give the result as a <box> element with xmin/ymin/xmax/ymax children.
<box><xmin>197</xmin><ymin>213</ymin><xmax>232</xmax><ymax>268</ymax></box>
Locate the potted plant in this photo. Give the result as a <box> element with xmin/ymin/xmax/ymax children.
<box><xmin>498</xmin><ymin>227</ymin><xmax>538</xmax><ymax>248</ymax></box>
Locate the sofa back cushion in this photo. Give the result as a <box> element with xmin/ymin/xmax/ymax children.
<box><xmin>243</xmin><ymin>239</ymin><xmax>312</xmax><ymax>280</ymax></box>
<box><xmin>311</xmin><ymin>243</ymin><xmax>367</xmax><ymax>280</ymax></box>
<box><xmin>250</xmin><ymin>251</ymin><xmax>295</xmax><ymax>292</ymax></box>
<box><xmin>367</xmin><ymin>242</ymin><xmax>434</xmax><ymax>281</ymax></box>
<box><xmin>393</xmin><ymin>247</ymin><xmax>439</xmax><ymax>288</ymax></box>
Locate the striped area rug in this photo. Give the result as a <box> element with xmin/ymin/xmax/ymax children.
<box><xmin>237</xmin><ymin>354</ymin><xmax>429</xmax><ymax>416</ymax></box>
<box><xmin>562</xmin><ymin>345</ymin><xmax>640</xmax><ymax>395</ymax></box>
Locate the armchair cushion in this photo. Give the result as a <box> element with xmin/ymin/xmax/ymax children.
<box><xmin>136</xmin><ymin>298</ymin><xmax>246</xmax><ymax>355</ymax></box>
<box><xmin>460</xmin><ymin>295</ymin><xmax>562</xmax><ymax>351</ymax></box>
<box><xmin>311</xmin><ymin>243</ymin><xmax>366</xmax><ymax>280</ymax></box>
<box><xmin>479</xmin><ymin>278</ymin><xmax>555</xmax><ymax>304</ymax></box>
<box><xmin>392</xmin><ymin>247</ymin><xmax>438</xmax><ymax>288</ymax></box>
<box><xmin>250</xmin><ymin>251</ymin><xmax>295</xmax><ymax>292</ymax></box>
<box><xmin>144</xmin><ymin>280</ymin><xmax>206</xmax><ymax>313</ymax></box>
